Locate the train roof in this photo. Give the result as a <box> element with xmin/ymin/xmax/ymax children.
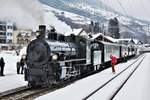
<box><xmin>96</xmin><ymin>41</ymin><xmax>128</xmax><ymax>47</ymax></box>
<box><xmin>99</xmin><ymin>41</ymin><xmax>120</xmax><ymax>46</ymax></box>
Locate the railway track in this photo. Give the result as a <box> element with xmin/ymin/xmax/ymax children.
<box><xmin>0</xmin><ymin>81</ymin><xmax>73</xmax><ymax>100</ymax></box>
<box><xmin>0</xmin><ymin>86</ymin><xmax>45</xmax><ymax>100</ymax></box>
<box><xmin>82</xmin><ymin>54</ymin><xmax>145</xmax><ymax>100</ymax></box>
<box><xmin>110</xmin><ymin>55</ymin><xmax>145</xmax><ymax>100</ymax></box>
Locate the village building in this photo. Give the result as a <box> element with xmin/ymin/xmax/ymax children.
<box><xmin>13</xmin><ymin>29</ymin><xmax>33</xmax><ymax>48</ymax></box>
<box><xmin>0</xmin><ymin>21</ymin><xmax>13</xmax><ymax>50</ymax></box>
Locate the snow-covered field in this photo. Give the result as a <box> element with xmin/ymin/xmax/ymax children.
<box><xmin>0</xmin><ymin>51</ymin><xmax>27</xmax><ymax>92</ymax></box>
<box><xmin>114</xmin><ymin>53</ymin><xmax>150</xmax><ymax>100</ymax></box>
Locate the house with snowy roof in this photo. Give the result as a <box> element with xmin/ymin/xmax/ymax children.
<box><xmin>13</xmin><ymin>29</ymin><xmax>33</xmax><ymax>47</ymax></box>
<box><xmin>90</xmin><ymin>33</ymin><xmax>117</xmax><ymax>43</ymax></box>
<box><xmin>116</xmin><ymin>38</ymin><xmax>143</xmax><ymax>45</ymax></box>
<box><xmin>68</xmin><ymin>28</ymin><xmax>89</xmax><ymax>39</ymax></box>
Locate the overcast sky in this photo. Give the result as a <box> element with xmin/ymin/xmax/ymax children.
<box><xmin>99</xmin><ymin>0</ymin><xmax>150</xmax><ymax>22</ymax></box>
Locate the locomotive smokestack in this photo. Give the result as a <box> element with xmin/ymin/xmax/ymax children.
<box><xmin>37</xmin><ymin>25</ymin><xmax>46</xmax><ymax>39</ymax></box>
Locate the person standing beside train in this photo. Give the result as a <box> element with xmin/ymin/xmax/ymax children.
<box><xmin>124</xmin><ymin>52</ymin><xmax>127</xmax><ymax>62</ymax></box>
<box><xmin>0</xmin><ymin>57</ymin><xmax>5</xmax><ymax>76</ymax></box>
<box><xmin>20</xmin><ymin>57</ymin><xmax>25</xmax><ymax>74</ymax></box>
<box><xmin>110</xmin><ymin>54</ymin><xmax>117</xmax><ymax>74</ymax></box>
<box><xmin>16</xmin><ymin>61</ymin><xmax>20</xmax><ymax>74</ymax></box>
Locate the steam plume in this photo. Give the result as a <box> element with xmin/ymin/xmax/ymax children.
<box><xmin>0</xmin><ymin>0</ymin><xmax>44</xmax><ymax>30</ymax></box>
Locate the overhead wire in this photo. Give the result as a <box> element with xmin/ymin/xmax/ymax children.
<box><xmin>139</xmin><ymin>0</ymin><xmax>150</xmax><ymax>34</ymax></box>
<box><xmin>116</xmin><ymin>0</ymin><xmax>128</xmax><ymax>16</ymax></box>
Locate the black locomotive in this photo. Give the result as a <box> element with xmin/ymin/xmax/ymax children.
<box><xmin>25</xmin><ymin>25</ymin><xmax>136</xmax><ymax>87</ymax></box>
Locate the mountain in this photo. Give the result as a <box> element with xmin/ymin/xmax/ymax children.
<box><xmin>40</xmin><ymin>0</ymin><xmax>115</xmax><ymax>22</ymax></box>
<box><xmin>100</xmin><ymin>0</ymin><xmax>150</xmax><ymax>22</ymax></box>
<box><xmin>39</xmin><ymin>0</ymin><xmax>150</xmax><ymax>43</ymax></box>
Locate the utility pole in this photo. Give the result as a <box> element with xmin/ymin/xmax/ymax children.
<box><xmin>102</xmin><ymin>23</ymin><xmax>105</xmax><ymax>41</ymax></box>
<box><xmin>99</xmin><ymin>0</ymin><xmax>105</xmax><ymax>41</ymax></box>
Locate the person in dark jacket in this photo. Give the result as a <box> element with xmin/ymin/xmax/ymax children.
<box><xmin>20</xmin><ymin>58</ymin><xmax>25</xmax><ymax>74</ymax></box>
<box><xmin>16</xmin><ymin>61</ymin><xmax>20</xmax><ymax>74</ymax></box>
<box><xmin>124</xmin><ymin>52</ymin><xmax>127</xmax><ymax>62</ymax></box>
<box><xmin>0</xmin><ymin>57</ymin><xmax>5</xmax><ymax>76</ymax></box>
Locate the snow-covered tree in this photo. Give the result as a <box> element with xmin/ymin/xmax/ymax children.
<box><xmin>108</xmin><ymin>17</ymin><xmax>120</xmax><ymax>39</ymax></box>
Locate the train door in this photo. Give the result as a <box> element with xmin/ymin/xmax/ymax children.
<box><xmin>86</xmin><ymin>41</ymin><xmax>91</xmax><ymax>64</ymax></box>
<box><xmin>93</xmin><ymin>50</ymin><xmax>102</xmax><ymax>70</ymax></box>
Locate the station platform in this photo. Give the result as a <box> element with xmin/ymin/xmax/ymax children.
<box><xmin>36</xmin><ymin>53</ymin><xmax>149</xmax><ymax>100</ymax></box>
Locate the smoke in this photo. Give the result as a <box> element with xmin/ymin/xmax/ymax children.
<box><xmin>0</xmin><ymin>0</ymin><xmax>44</xmax><ymax>30</ymax></box>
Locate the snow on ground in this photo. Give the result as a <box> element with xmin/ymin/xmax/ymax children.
<box><xmin>36</xmin><ymin>55</ymin><xmax>143</xmax><ymax>100</ymax></box>
<box><xmin>0</xmin><ymin>51</ymin><xmax>27</xmax><ymax>92</ymax></box>
<box><xmin>114</xmin><ymin>53</ymin><xmax>150</xmax><ymax>100</ymax></box>
<box><xmin>87</xmin><ymin>55</ymin><xmax>145</xmax><ymax>100</ymax></box>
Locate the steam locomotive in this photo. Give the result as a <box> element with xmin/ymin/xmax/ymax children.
<box><xmin>25</xmin><ymin>25</ymin><xmax>136</xmax><ymax>87</ymax></box>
